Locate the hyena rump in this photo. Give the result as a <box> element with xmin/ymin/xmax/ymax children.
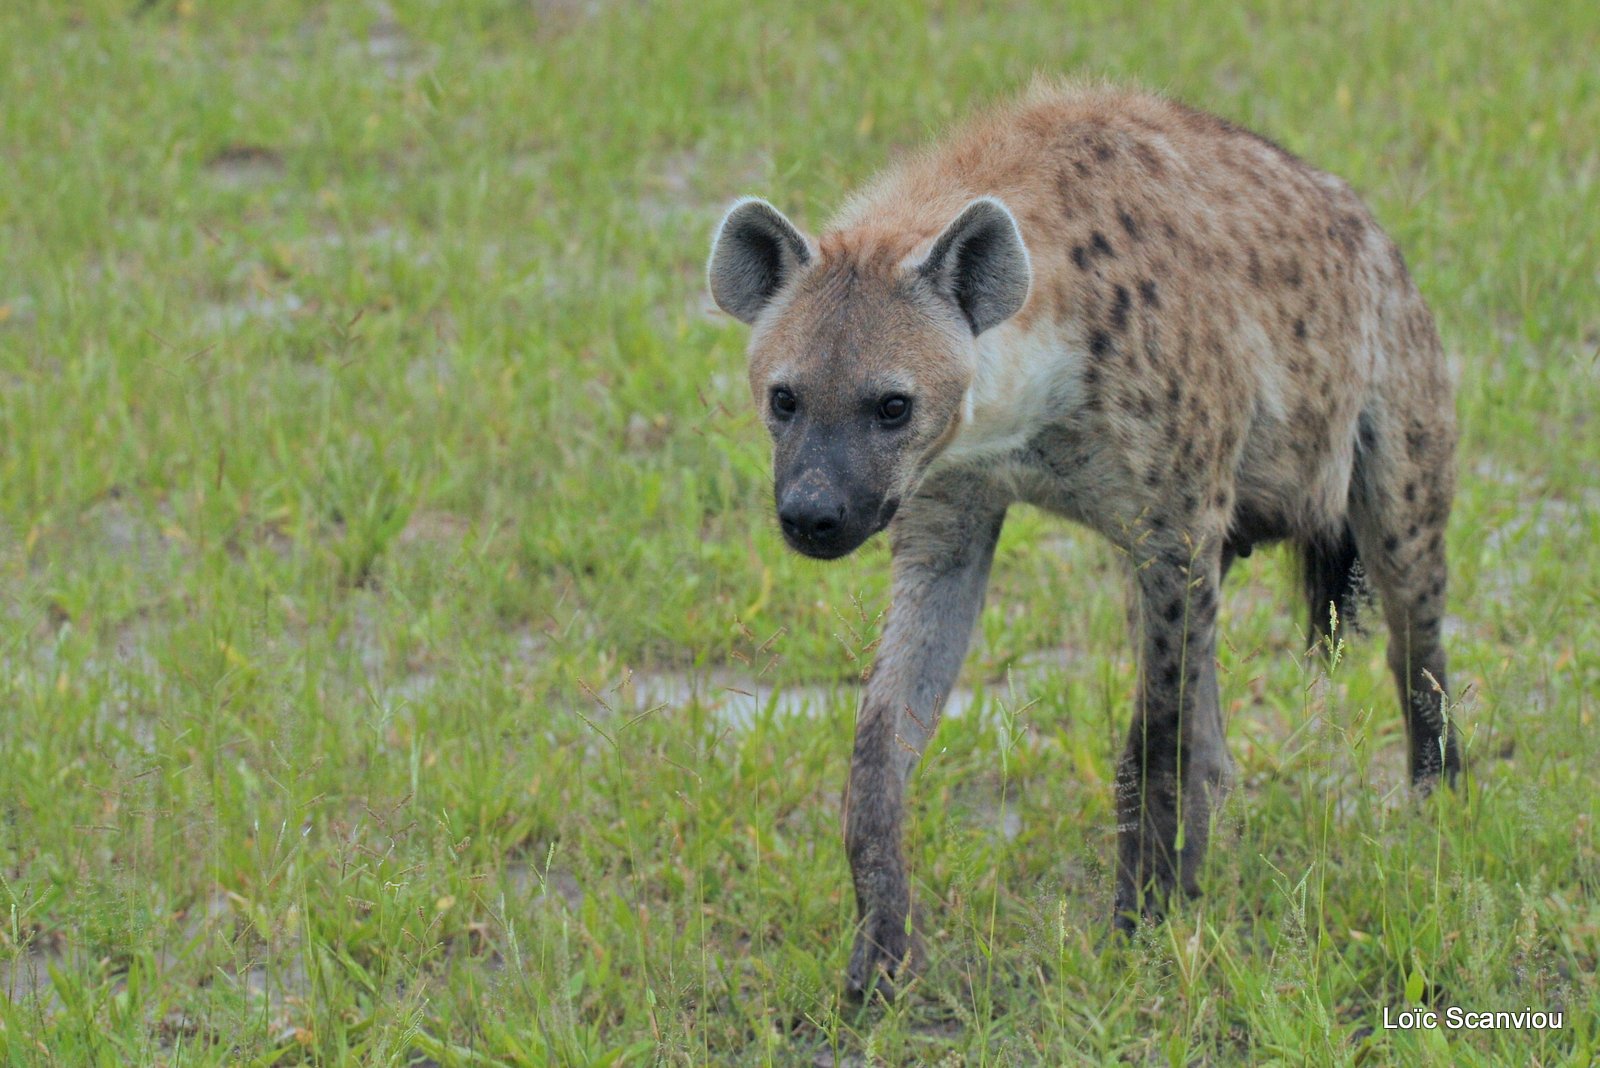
<box><xmin>708</xmin><ymin>82</ymin><xmax>1460</xmax><ymax>996</ymax></box>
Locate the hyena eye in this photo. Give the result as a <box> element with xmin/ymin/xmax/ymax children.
<box><xmin>876</xmin><ymin>394</ymin><xmax>911</xmax><ymax>426</ymax></box>
<box><xmin>770</xmin><ymin>387</ymin><xmax>798</xmax><ymax>419</ymax></box>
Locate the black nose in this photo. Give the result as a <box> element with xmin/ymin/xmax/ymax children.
<box><xmin>779</xmin><ymin>499</ymin><xmax>848</xmax><ymax>547</ymax></box>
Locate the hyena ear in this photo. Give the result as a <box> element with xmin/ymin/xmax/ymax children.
<box><xmin>917</xmin><ymin>197</ymin><xmax>1032</xmax><ymax>335</ymax></box>
<box><xmin>707</xmin><ymin>198</ymin><xmax>814</xmax><ymax>324</ymax></box>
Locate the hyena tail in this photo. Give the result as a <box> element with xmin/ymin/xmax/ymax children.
<box><xmin>1301</xmin><ymin>524</ymin><xmax>1362</xmax><ymax>652</ymax></box>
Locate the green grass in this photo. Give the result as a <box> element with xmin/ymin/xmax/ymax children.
<box><xmin>2</xmin><ymin>0</ymin><xmax>1597</xmax><ymax>1063</ymax></box>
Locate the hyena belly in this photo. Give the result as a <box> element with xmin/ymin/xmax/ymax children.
<box><xmin>708</xmin><ymin>82</ymin><xmax>1458</xmax><ymax>995</ymax></box>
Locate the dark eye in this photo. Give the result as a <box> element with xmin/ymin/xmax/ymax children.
<box><xmin>770</xmin><ymin>387</ymin><xmax>797</xmax><ymax>420</ymax></box>
<box><xmin>876</xmin><ymin>394</ymin><xmax>911</xmax><ymax>426</ymax></box>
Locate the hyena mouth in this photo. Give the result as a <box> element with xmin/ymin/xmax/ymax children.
<box><xmin>791</xmin><ymin>540</ymin><xmax>860</xmax><ymax>561</ymax></box>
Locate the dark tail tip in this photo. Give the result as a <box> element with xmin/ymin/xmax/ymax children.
<box><xmin>1302</xmin><ymin>526</ymin><xmax>1362</xmax><ymax>649</ymax></box>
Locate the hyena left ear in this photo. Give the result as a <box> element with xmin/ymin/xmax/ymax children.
<box><xmin>918</xmin><ymin>197</ymin><xmax>1032</xmax><ymax>335</ymax></box>
<box><xmin>707</xmin><ymin>198</ymin><xmax>815</xmax><ymax>325</ymax></box>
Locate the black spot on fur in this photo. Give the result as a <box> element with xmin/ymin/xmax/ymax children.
<box><xmin>1132</xmin><ymin>142</ymin><xmax>1165</xmax><ymax>175</ymax></box>
<box><xmin>1167</xmin><ymin>381</ymin><xmax>1182</xmax><ymax>405</ymax></box>
<box><xmin>1110</xmin><ymin>285</ymin><xmax>1131</xmax><ymax>331</ymax></box>
<box><xmin>1293</xmin><ymin>318</ymin><xmax>1307</xmax><ymax>340</ymax></box>
<box><xmin>1161</xmin><ymin>663</ymin><xmax>1180</xmax><ymax>687</ymax></box>
<box><xmin>1384</xmin><ymin>535</ymin><xmax>1400</xmax><ymax>553</ymax></box>
<box><xmin>1071</xmin><ymin>245</ymin><xmax>1089</xmax><ymax>270</ymax></box>
<box><xmin>1139</xmin><ymin>279</ymin><xmax>1160</xmax><ymax>307</ymax></box>
<box><xmin>1327</xmin><ymin>213</ymin><xmax>1365</xmax><ymax>253</ymax></box>
<box><xmin>1357</xmin><ymin>412</ymin><xmax>1378</xmax><ymax>450</ymax></box>
<box><xmin>1090</xmin><ymin>231</ymin><xmax>1114</xmax><ymax>258</ymax></box>
<box><xmin>1164</xmin><ymin>598</ymin><xmax>1184</xmax><ymax>624</ymax></box>
<box><xmin>1404</xmin><ymin>482</ymin><xmax>1417</xmax><ymax>502</ymax></box>
<box><xmin>1246</xmin><ymin>248</ymin><xmax>1264</xmax><ymax>287</ymax></box>
<box><xmin>1089</xmin><ymin>331</ymin><xmax>1112</xmax><ymax>356</ymax></box>
<box><xmin>1083</xmin><ymin>365</ymin><xmax>1101</xmax><ymax>392</ymax></box>
<box><xmin>1120</xmin><ymin>210</ymin><xmax>1140</xmax><ymax>240</ymax></box>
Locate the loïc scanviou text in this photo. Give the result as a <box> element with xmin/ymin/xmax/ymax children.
<box><xmin>1383</xmin><ymin>1006</ymin><xmax>1564</xmax><ymax>1031</ymax></box>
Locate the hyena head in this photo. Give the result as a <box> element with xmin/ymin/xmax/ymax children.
<box><xmin>707</xmin><ymin>196</ymin><xmax>1031</xmax><ymax>559</ymax></box>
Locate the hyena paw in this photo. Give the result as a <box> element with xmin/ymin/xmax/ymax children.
<box><xmin>845</xmin><ymin>915</ymin><xmax>916</xmax><ymax>1000</ymax></box>
<box><xmin>1112</xmin><ymin>862</ymin><xmax>1193</xmax><ymax>936</ymax></box>
<box><xmin>1111</xmin><ymin>891</ymin><xmax>1162</xmax><ymax>938</ymax></box>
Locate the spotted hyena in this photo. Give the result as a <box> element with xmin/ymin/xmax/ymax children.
<box><xmin>707</xmin><ymin>81</ymin><xmax>1460</xmax><ymax>996</ymax></box>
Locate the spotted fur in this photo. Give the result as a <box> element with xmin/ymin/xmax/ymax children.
<box><xmin>708</xmin><ymin>79</ymin><xmax>1459</xmax><ymax>997</ymax></box>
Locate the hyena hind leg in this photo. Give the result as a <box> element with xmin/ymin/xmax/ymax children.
<box><xmin>1347</xmin><ymin>410</ymin><xmax>1461</xmax><ymax>788</ymax></box>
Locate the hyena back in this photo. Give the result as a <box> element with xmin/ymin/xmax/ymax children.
<box><xmin>708</xmin><ymin>81</ymin><xmax>1459</xmax><ymax>996</ymax></box>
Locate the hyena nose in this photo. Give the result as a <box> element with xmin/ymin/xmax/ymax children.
<box><xmin>779</xmin><ymin>498</ymin><xmax>848</xmax><ymax>546</ymax></box>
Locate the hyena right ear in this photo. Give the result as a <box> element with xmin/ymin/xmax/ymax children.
<box><xmin>707</xmin><ymin>198</ymin><xmax>814</xmax><ymax>324</ymax></box>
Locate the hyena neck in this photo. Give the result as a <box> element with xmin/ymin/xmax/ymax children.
<box><xmin>935</xmin><ymin>318</ymin><xmax>1084</xmax><ymax>472</ymax></box>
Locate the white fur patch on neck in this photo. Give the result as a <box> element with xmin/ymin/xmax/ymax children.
<box><xmin>939</xmin><ymin>320</ymin><xmax>1084</xmax><ymax>467</ymax></box>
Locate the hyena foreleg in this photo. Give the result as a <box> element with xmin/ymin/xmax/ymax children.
<box><xmin>1114</xmin><ymin>540</ymin><xmax>1232</xmax><ymax>931</ymax></box>
<box><xmin>845</xmin><ymin>487</ymin><xmax>1005</xmax><ymax>997</ymax></box>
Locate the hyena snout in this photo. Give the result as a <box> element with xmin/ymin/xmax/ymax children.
<box><xmin>775</xmin><ymin>470</ymin><xmax>896</xmax><ymax>560</ymax></box>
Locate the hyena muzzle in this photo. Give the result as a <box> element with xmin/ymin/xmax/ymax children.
<box><xmin>707</xmin><ymin>82</ymin><xmax>1460</xmax><ymax>997</ymax></box>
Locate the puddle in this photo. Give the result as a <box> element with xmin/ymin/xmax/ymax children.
<box><xmin>203</xmin><ymin>144</ymin><xmax>284</xmax><ymax>189</ymax></box>
<box><xmin>346</xmin><ymin>1</ymin><xmax>433</xmax><ymax>79</ymax></box>
<box><xmin>306</xmin><ymin>224</ymin><xmax>417</xmax><ymax>258</ymax></box>
<box><xmin>618</xmin><ymin>669</ymin><xmax>997</xmax><ymax>734</ymax></box>
<box><xmin>200</xmin><ymin>291</ymin><xmax>305</xmax><ymax>332</ymax></box>
<box><xmin>576</xmin><ymin>624</ymin><xmax>1095</xmax><ymax>737</ymax></box>
<box><xmin>972</xmin><ymin>798</ymin><xmax>1024</xmax><ymax>842</ymax></box>
<box><xmin>2</xmin><ymin>947</ymin><xmax>68</xmax><ymax>1012</ymax></box>
<box><xmin>395</xmin><ymin>509</ymin><xmax>472</xmax><ymax>550</ymax></box>
<box><xmin>621</xmin><ymin>671</ymin><xmax>842</xmax><ymax>731</ymax></box>
<box><xmin>522</xmin><ymin>865</ymin><xmax>583</xmax><ymax>912</ymax></box>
